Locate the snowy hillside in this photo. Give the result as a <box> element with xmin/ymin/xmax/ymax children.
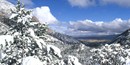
<box><xmin>0</xmin><ymin>1</ymin><xmax>88</xmax><ymax>65</ymax></box>
<box><xmin>111</xmin><ymin>28</ymin><xmax>130</xmax><ymax>45</ymax></box>
<box><xmin>0</xmin><ymin>0</ymin><xmax>15</xmax><ymax>15</ymax></box>
<box><xmin>1</xmin><ymin>0</ymin><xmax>130</xmax><ymax>65</ymax></box>
<box><xmin>48</xmin><ymin>31</ymin><xmax>82</xmax><ymax>44</ymax></box>
<box><xmin>88</xmin><ymin>27</ymin><xmax>130</xmax><ymax>65</ymax></box>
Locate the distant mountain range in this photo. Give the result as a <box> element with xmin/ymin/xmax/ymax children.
<box><xmin>1</xmin><ymin>0</ymin><xmax>130</xmax><ymax>65</ymax></box>
<box><xmin>47</xmin><ymin>30</ymin><xmax>82</xmax><ymax>44</ymax></box>
<box><xmin>75</xmin><ymin>35</ymin><xmax>118</xmax><ymax>40</ymax></box>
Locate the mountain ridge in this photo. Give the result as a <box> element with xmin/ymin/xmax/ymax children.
<box><xmin>1</xmin><ymin>0</ymin><xmax>130</xmax><ymax>65</ymax></box>
<box><xmin>0</xmin><ymin>1</ymin><xmax>92</xmax><ymax>65</ymax></box>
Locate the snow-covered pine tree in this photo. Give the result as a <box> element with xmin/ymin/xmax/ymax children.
<box><xmin>0</xmin><ymin>0</ymin><xmax>82</xmax><ymax>65</ymax></box>
<box><xmin>9</xmin><ymin>0</ymin><xmax>32</xmax><ymax>36</ymax></box>
<box><xmin>0</xmin><ymin>0</ymin><xmax>61</xmax><ymax>65</ymax></box>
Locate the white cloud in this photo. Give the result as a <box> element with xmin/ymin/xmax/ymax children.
<box><xmin>51</xmin><ymin>18</ymin><xmax>130</xmax><ymax>37</ymax></box>
<box><xmin>101</xmin><ymin>0</ymin><xmax>130</xmax><ymax>7</ymax></box>
<box><xmin>68</xmin><ymin>0</ymin><xmax>95</xmax><ymax>7</ymax></box>
<box><xmin>68</xmin><ymin>0</ymin><xmax>130</xmax><ymax>7</ymax></box>
<box><xmin>33</xmin><ymin>6</ymin><xmax>58</xmax><ymax>24</ymax></box>
<box><xmin>6</xmin><ymin>0</ymin><xmax>58</xmax><ymax>24</ymax></box>
<box><xmin>19</xmin><ymin>0</ymin><xmax>33</xmax><ymax>6</ymax></box>
<box><xmin>67</xmin><ymin>18</ymin><xmax>129</xmax><ymax>36</ymax></box>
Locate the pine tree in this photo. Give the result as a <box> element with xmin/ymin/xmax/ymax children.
<box><xmin>0</xmin><ymin>0</ymin><xmax>47</xmax><ymax>65</ymax></box>
<box><xmin>0</xmin><ymin>0</ymin><xmax>82</xmax><ymax>65</ymax></box>
<box><xmin>9</xmin><ymin>0</ymin><xmax>32</xmax><ymax>36</ymax></box>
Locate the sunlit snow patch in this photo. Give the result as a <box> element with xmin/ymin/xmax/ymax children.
<box><xmin>22</xmin><ymin>56</ymin><xmax>43</xmax><ymax>65</ymax></box>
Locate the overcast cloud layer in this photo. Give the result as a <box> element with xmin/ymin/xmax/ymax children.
<box><xmin>68</xmin><ymin>0</ymin><xmax>130</xmax><ymax>7</ymax></box>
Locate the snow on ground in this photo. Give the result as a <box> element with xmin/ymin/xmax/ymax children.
<box><xmin>126</xmin><ymin>57</ymin><xmax>130</xmax><ymax>65</ymax></box>
<box><xmin>47</xmin><ymin>45</ymin><xmax>62</xmax><ymax>58</ymax></box>
<box><xmin>0</xmin><ymin>35</ymin><xmax>14</xmax><ymax>47</ymax></box>
<box><xmin>90</xmin><ymin>43</ymin><xmax>130</xmax><ymax>65</ymax></box>
<box><xmin>9</xmin><ymin>13</ymin><xmax>18</xmax><ymax>19</ymax></box>
<box><xmin>22</xmin><ymin>56</ymin><xmax>43</xmax><ymax>65</ymax></box>
<box><xmin>67</xmin><ymin>55</ymin><xmax>82</xmax><ymax>65</ymax></box>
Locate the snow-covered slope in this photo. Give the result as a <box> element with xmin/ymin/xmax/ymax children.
<box><xmin>0</xmin><ymin>1</ymin><xmax>93</xmax><ymax>65</ymax></box>
<box><xmin>0</xmin><ymin>14</ymin><xmax>93</xmax><ymax>65</ymax></box>
<box><xmin>0</xmin><ymin>0</ymin><xmax>15</xmax><ymax>15</ymax></box>
<box><xmin>89</xmin><ymin>28</ymin><xmax>130</xmax><ymax>65</ymax></box>
<box><xmin>2</xmin><ymin>0</ymin><xmax>130</xmax><ymax>65</ymax></box>
<box><xmin>111</xmin><ymin>28</ymin><xmax>130</xmax><ymax>45</ymax></box>
<box><xmin>48</xmin><ymin>30</ymin><xmax>82</xmax><ymax>44</ymax></box>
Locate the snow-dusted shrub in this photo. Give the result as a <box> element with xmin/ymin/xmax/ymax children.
<box><xmin>90</xmin><ymin>44</ymin><xmax>130</xmax><ymax>65</ymax></box>
<box><xmin>47</xmin><ymin>45</ymin><xmax>62</xmax><ymax>58</ymax></box>
<box><xmin>0</xmin><ymin>35</ymin><xmax>13</xmax><ymax>47</ymax></box>
<box><xmin>67</xmin><ymin>55</ymin><xmax>82</xmax><ymax>65</ymax></box>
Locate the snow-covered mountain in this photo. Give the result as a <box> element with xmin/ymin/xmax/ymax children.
<box><xmin>0</xmin><ymin>0</ymin><xmax>93</xmax><ymax>65</ymax></box>
<box><xmin>48</xmin><ymin>31</ymin><xmax>82</xmax><ymax>44</ymax></box>
<box><xmin>1</xmin><ymin>0</ymin><xmax>130</xmax><ymax>65</ymax></box>
<box><xmin>0</xmin><ymin>0</ymin><xmax>15</xmax><ymax>15</ymax></box>
<box><xmin>111</xmin><ymin>28</ymin><xmax>130</xmax><ymax>45</ymax></box>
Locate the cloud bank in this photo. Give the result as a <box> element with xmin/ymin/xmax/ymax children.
<box><xmin>51</xmin><ymin>18</ymin><xmax>130</xmax><ymax>37</ymax></box>
<box><xmin>68</xmin><ymin>0</ymin><xmax>130</xmax><ymax>7</ymax></box>
<box><xmin>33</xmin><ymin>6</ymin><xmax>58</xmax><ymax>24</ymax></box>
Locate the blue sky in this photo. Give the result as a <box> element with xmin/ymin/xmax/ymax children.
<box><xmin>8</xmin><ymin>0</ymin><xmax>130</xmax><ymax>22</ymax></box>
<box><xmin>7</xmin><ymin>0</ymin><xmax>130</xmax><ymax>37</ymax></box>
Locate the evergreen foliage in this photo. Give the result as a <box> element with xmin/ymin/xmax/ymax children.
<box><xmin>0</xmin><ymin>0</ymin><xmax>82</xmax><ymax>65</ymax></box>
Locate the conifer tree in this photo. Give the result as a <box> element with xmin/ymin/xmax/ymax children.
<box><xmin>9</xmin><ymin>0</ymin><xmax>32</xmax><ymax>36</ymax></box>
<box><xmin>0</xmin><ymin>0</ymin><xmax>82</xmax><ymax>65</ymax></box>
